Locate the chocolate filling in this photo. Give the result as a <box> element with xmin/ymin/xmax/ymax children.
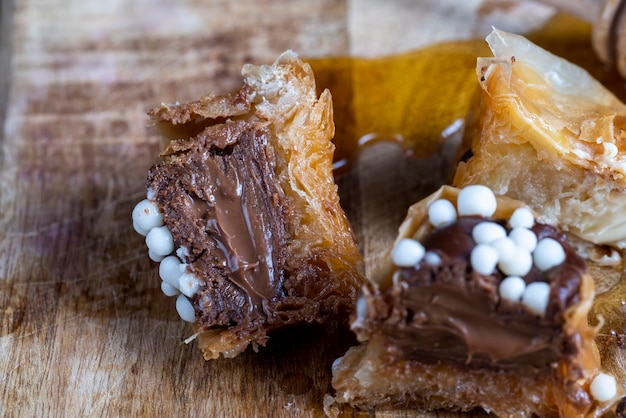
<box><xmin>357</xmin><ymin>217</ymin><xmax>586</xmax><ymax>372</ymax></box>
<box><xmin>147</xmin><ymin>119</ymin><xmax>290</xmax><ymax>331</ymax></box>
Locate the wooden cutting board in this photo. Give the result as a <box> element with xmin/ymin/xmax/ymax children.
<box><xmin>2</xmin><ymin>1</ymin><xmax>625</xmax><ymax>417</ymax></box>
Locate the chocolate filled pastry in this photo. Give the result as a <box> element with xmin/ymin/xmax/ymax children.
<box><xmin>453</xmin><ymin>28</ymin><xmax>626</xmax><ymax>252</ymax></box>
<box><xmin>132</xmin><ymin>51</ymin><xmax>365</xmax><ymax>360</ymax></box>
<box><xmin>327</xmin><ymin>185</ymin><xmax>621</xmax><ymax>417</ymax></box>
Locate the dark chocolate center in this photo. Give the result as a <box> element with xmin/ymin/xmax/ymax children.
<box><xmin>148</xmin><ymin>119</ymin><xmax>288</xmax><ymax>327</ymax></box>
<box><xmin>360</xmin><ymin>216</ymin><xmax>585</xmax><ymax>369</ymax></box>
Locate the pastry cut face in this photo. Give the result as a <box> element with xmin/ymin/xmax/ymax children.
<box><xmin>132</xmin><ymin>51</ymin><xmax>365</xmax><ymax>360</ymax></box>
<box><xmin>328</xmin><ymin>185</ymin><xmax>620</xmax><ymax>418</ymax></box>
<box><xmin>453</xmin><ymin>28</ymin><xmax>626</xmax><ymax>249</ymax></box>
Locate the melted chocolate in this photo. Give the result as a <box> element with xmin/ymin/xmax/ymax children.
<box><xmin>357</xmin><ymin>216</ymin><xmax>586</xmax><ymax>369</ymax></box>
<box><xmin>148</xmin><ymin>119</ymin><xmax>289</xmax><ymax>328</ymax></box>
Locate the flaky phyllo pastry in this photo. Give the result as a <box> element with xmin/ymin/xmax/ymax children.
<box><xmin>454</xmin><ymin>28</ymin><xmax>626</xmax><ymax>251</ymax></box>
<box><xmin>132</xmin><ymin>51</ymin><xmax>365</xmax><ymax>360</ymax></box>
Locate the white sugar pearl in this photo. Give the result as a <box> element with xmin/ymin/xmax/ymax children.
<box><xmin>498</xmin><ymin>276</ymin><xmax>526</xmax><ymax>302</ymax></box>
<box><xmin>148</xmin><ymin>249</ymin><xmax>165</xmax><ymax>262</ymax></box>
<box><xmin>176</xmin><ymin>294</ymin><xmax>196</xmax><ymax>323</ymax></box>
<box><xmin>533</xmin><ymin>238</ymin><xmax>566</xmax><ymax>271</ymax></box>
<box><xmin>424</xmin><ymin>251</ymin><xmax>442</xmax><ymax>266</ymax></box>
<box><xmin>508</xmin><ymin>227</ymin><xmax>537</xmax><ymax>252</ymax></box>
<box><xmin>132</xmin><ymin>199</ymin><xmax>164</xmax><ymax>236</ymax></box>
<box><xmin>472</xmin><ymin>222</ymin><xmax>506</xmax><ymax>244</ymax></box>
<box><xmin>392</xmin><ymin>238</ymin><xmax>425</xmax><ymax>267</ymax></box>
<box><xmin>133</xmin><ymin>220</ymin><xmax>147</xmax><ymax>236</ymax></box>
<box><xmin>145</xmin><ymin>225</ymin><xmax>175</xmax><ymax>257</ymax></box>
<box><xmin>590</xmin><ymin>373</ymin><xmax>617</xmax><ymax>402</ymax></box>
<box><xmin>176</xmin><ymin>246</ymin><xmax>189</xmax><ymax>260</ymax></box>
<box><xmin>331</xmin><ymin>356</ymin><xmax>344</xmax><ymax>370</ymax></box>
<box><xmin>457</xmin><ymin>185</ymin><xmax>497</xmax><ymax>217</ymax></box>
<box><xmin>491</xmin><ymin>237</ymin><xmax>516</xmax><ymax>263</ymax></box>
<box><xmin>161</xmin><ymin>281</ymin><xmax>179</xmax><ymax>297</ymax></box>
<box><xmin>428</xmin><ymin>199</ymin><xmax>457</xmax><ymax>227</ymax></box>
<box><xmin>498</xmin><ymin>247</ymin><xmax>533</xmax><ymax>276</ymax></box>
<box><xmin>509</xmin><ymin>207</ymin><xmax>535</xmax><ymax>229</ymax></box>
<box><xmin>470</xmin><ymin>244</ymin><xmax>499</xmax><ymax>275</ymax></box>
<box><xmin>521</xmin><ymin>281</ymin><xmax>551</xmax><ymax>316</ymax></box>
<box><xmin>178</xmin><ymin>272</ymin><xmax>200</xmax><ymax>298</ymax></box>
<box><xmin>159</xmin><ymin>255</ymin><xmax>184</xmax><ymax>288</ymax></box>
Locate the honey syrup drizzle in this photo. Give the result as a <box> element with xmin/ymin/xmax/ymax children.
<box><xmin>307</xmin><ymin>39</ymin><xmax>488</xmax><ymax>171</ymax></box>
<box><xmin>306</xmin><ymin>14</ymin><xmax>626</xmax><ymax>172</ymax></box>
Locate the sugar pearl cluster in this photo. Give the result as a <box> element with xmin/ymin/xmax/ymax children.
<box><xmin>132</xmin><ymin>198</ymin><xmax>198</xmax><ymax>323</ymax></box>
<box><xmin>392</xmin><ymin>186</ymin><xmax>619</xmax><ymax>403</ymax></box>
<box><xmin>391</xmin><ymin>185</ymin><xmax>567</xmax><ymax>317</ymax></box>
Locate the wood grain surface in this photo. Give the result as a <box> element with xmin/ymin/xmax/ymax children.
<box><xmin>2</xmin><ymin>1</ymin><xmax>624</xmax><ymax>417</ymax></box>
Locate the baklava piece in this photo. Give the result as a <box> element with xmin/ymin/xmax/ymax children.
<box><xmin>454</xmin><ymin>28</ymin><xmax>626</xmax><ymax>252</ymax></box>
<box><xmin>328</xmin><ymin>185</ymin><xmax>620</xmax><ymax>417</ymax></box>
<box><xmin>132</xmin><ymin>51</ymin><xmax>365</xmax><ymax>360</ymax></box>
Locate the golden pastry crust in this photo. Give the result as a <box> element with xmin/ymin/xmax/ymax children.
<box><xmin>453</xmin><ymin>29</ymin><xmax>626</xmax><ymax>250</ymax></box>
<box><xmin>147</xmin><ymin>51</ymin><xmax>365</xmax><ymax>360</ymax></box>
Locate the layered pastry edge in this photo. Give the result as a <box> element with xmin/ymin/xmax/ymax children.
<box><xmin>454</xmin><ymin>28</ymin><xmax>626</xmax><ymax>260</ymax></box>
